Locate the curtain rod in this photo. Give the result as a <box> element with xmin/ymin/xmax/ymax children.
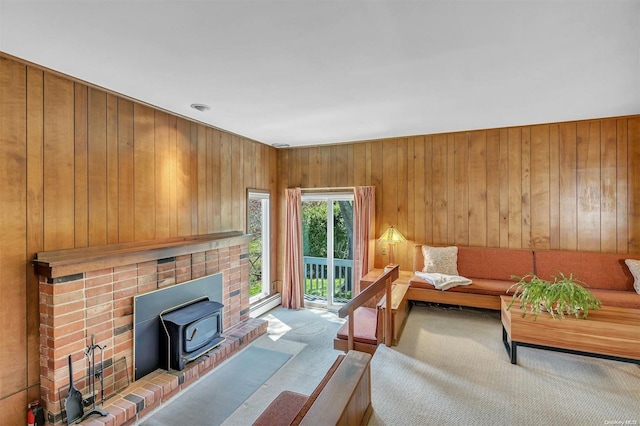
<box><xmin>299</xmin><ymin>186</ymin><xmax>355</xmax><ymax>192</ymax></box>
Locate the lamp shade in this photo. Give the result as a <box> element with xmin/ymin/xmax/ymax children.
<box><xmin>377</xmin><ymin>226</ymin><xmax>406</xmax><ymax>243</ymax></box>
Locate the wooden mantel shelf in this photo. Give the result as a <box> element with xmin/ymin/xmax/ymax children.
<box><xmin>33</xmin><ymin>232</ymin><xmax>252</xmax><ymax>279</ymax></box>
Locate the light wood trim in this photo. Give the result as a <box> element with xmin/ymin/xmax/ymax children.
<box><xmin>33</xmin><ymin>232</ymin><xmax>251</xmax><ymax>278</ymax></box>
<box><xmin>300</xmin><ymin>350</ymin><xmax>372</xmax><ymax>426</ymax></box>
<box><xmin>407</xmin><ymin>287</ymin><xmax>502</xmax><ymax>310</ymax></box>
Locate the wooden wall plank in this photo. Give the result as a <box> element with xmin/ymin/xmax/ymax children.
<box><xmin>133</xmin><ymin>103</ymin><xmax>155</xmax><ymax>241</ymax></box>
<box><xmin>431</xmin><ymin>134</ymin><xmax>447</xmax><ymax>245</ymax></box>
<box><xmin>74</xmin><ymin>83</ymin><xmax>88</xmax><ymax>247</ymax></box>
<box><xmin>117</xmin><ymin>99</ymin><xmax>135</xmax><ymax>242</ymax></box>
<box><xmin>220</xmin><ymin>132</ymin><xmax>232</xmax><ymax>231</ymax></box>
<box><xmin>154</xmin><ymin>111</ymin><xmax>171</xmax><ymax>239</ymax></box>
<box><xmin>204</xmin><ymin>127</ymin><xmax>213</xmax><ymax>234</ymax></box>
<box><xmin>468</xmin><ymin>131</ymin><xmax>487</xmax><ymax>247</ymax></box>
<box><xmin>446</xmin><ymin>134</ymin><xmax>456</xmax><ymax>245</ymax></box>
<box><xmin>498</xmin><ymin>128</ymin><xmax>510</xmax><ymax>248</ymax></box>
<box><xmin>334</xmin><ymin>145</ymin><xmax>348</xmax><ymax>187</ymax></box>
<box><xmin>616</xmin><ymin>119</ymin><xmax>629</xmax><ymax>253</ymax></box>
<box><xmin>43</xmin><ymin>73</ymin><xmax>75</xmax><ymax>250</ymax></box>
<box><xmin>189</xmin><ymin>123</ymin><xmax>198</xmax><ymax>234</ymax></box>
<box><xmin>397</xmin><ymin>138</ymin><xmax>409</xmax><ymax>266</ymax></box>
<box><xmin>486</xmin><ymin>129</ymin><xmax>500</xmax><ymax>248</ymax></box>
<box><xmin>308</xmin><ymin>146</ymin><xmax>322</xmax><ymax>187</ymax></box>
<box><xmin>176</xmin><ymin>118</ymin><xmax>192</xmax><ymax>236</ymax></box>
<box><xmin>530</xmin><ymin>125</ymin><xmax>550</xmax><ymax>249</ymax></box>
<box><xmin>600</xmin><ymin>119</ymin><xmax>618</xmax><ymax>253</ymax></box>
<box><xmin>176</xmin><ymin>117</ymin><xmax>192</xmax><ymax>237</ymax></box>
<box><xmin>412</xmin><ymin>137</ymin><xmax>424</xmax><ymax>244</ymax></box>
<box><xmin>521</xmin><ymin>127</ymin><xmax>531</xmax><ymax>248</ymax></box>
<box><xmin>106</xmin><ymin>94</ymin><xmax>119</xmax><ymax>244</ymax></box>
<box><xmin>454</xmin><ymin>133</ymin><xmax>469</xmax><ymax>246</ymax></box>
<box><xmin>549</xmin><ymin>125</ymin><xmax>560</xmax><ymax>250</ymax></box>
<box><xmin>26</xmin><ymin>66</ymin><xmax>44</xmax><ymax>388</ymax></box>
<box><xmin>507</xmin><ymin>128</ymin><xmax>522</xmax><ymax>248</ymax></box>
<box><xmin>88</xmin><ymin>87</ymin><xmax>108</xmax><ymax>245</ymax></box>
<box><xmin>628</xmin><ymin>117</ymin><xmax>640</xmax><ymax>254</ymax></box>
<box><xmin>168</xmin><ymin>115</ymin><xmax>178</xmax><ymax>237</ymax></box>
<box><xmin>245</xmin><ymin>140</ymin><xmax>257</xmax><ymax>191</ymax></box>
<box><xmin>196</xmin><ymin>124</ymin><xmax>207</xmax><ymax>233</ymax></box>
<box><xmin>381</xmin><ymin>139</ymin><xmax>398</xmax><ymax>232</ymax></box>
<box><xmin>559</xmin><ymin>122</ymin><xmax>577</xmax><ymax>250</ymax></box>
<box><xmin>0</xmin><ymin>57</ymin><xmax>27</xmax><ymax>399</ymax></box>
<box><xmin>346</xmin><ymin>144</ymin><xmax>354</xmax><ymax>187</ymax></box>
<box><xmin>576</xmin><ymin>121</ymin><xmax>601</xmax><ymax>251</ymax></box>
<box><xmin>231</xmin><ymin>135</ymin><xmax>243</xmax><ymax>232</ymax></box>
<box><xmin>370</xmin><ymin>141</ymin><xmax>383</xmax><ymax>264</ymax></box>
<box><xmin>210</xmin><ymin>129</ymin><xmax>222</xmax><ymax>232</ymax></box>
<box><xmin>406</xmin><ymin>138</ymin><xmax>415</xmax><ymax>245</ymax></box>
<box><xmin>423</xmin><ymin>136</ymin><xmax>434</xmax><ymax>246</ymax></box>
<box><xmin>353</xmin><ymin>143</ymin><xmax>366</xmax><ymax>186</ymax></box>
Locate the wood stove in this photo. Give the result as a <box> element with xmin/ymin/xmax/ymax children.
<box><xmin>160</xmin><ymin>299</ymin><xmax>225</xmax><ymax>371</ymax></box>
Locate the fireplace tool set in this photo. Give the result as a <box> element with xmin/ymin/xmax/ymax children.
<box><xmin>64</xmin><ymin>335</ymin><xmax>108</xmax><ymax>424</ymax></box>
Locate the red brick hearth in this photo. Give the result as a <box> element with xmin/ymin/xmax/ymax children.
<box><xmin>33</xmin><ymin>233</ymin><xmax>266</xmax><ymax>425</ymax></box>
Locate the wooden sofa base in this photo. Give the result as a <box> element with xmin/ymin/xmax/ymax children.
<box><xmin>407</xmin><ymin>287</ymin><xmax>502</xmax><ymax>310</ymax></box>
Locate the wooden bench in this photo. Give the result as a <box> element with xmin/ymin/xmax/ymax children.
<box><xmin>253</xmin><ymin>350</ymin><xmax>373</xmax><ymax>426</ymax></box>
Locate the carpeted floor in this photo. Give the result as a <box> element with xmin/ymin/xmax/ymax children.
<box><xmin>139</xmin><ymin>304</ymin><xmax>640</xmax><ymax>426</ymax></box>
<box><xmin>368</xmin><ymin>303</ymin><xmax>640</xmax><ymax>426</ymax></box>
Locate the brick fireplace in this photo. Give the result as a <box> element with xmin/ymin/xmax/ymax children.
<box><xmin>33</xmin><ymin>233</ymin><xmax>266</xmax><ymax>425</ymax></box>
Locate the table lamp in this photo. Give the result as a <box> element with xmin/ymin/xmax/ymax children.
<box><xmin>377</xmin><ymin>226</ymin><xmax>406</xmax><ymax>270</ymax></box>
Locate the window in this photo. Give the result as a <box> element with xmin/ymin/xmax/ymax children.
<box><xmin>301</xmin><ymin>192</ymin><xmax>354</xmax><ymax>310</ymax></box>
<box><xmin>247</xmin><ymin>190</ymin><xmax>270</xmax><ymax>303</ymax></box>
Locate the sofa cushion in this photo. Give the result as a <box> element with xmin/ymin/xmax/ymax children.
<box><xmin>410</xmin><ymin>277</ymin><xmax>516</xmax><ymax>297</ymax></box>
<box><xmin>421</xmin><ymin>245</ymin><xmax>459</xmax><ymax>275</ymax></box>
<box><xmin>589</xmin><ymin>288</ymin><xmax>640</xmax><ymax>309</ymax></box>
<box><xmin>457</xmin><ymin>247</ymin><xmax>534</xmax><ymax>281</ymax></box>
<box><xmin>336</xmin><ymin>307</ymin><xmax>378</xmax><ymax>345</ymax></box>
<box><xmin>534</xmin><ymin>251</ymin><xmax>640</xmax><ymax>291</ymax></box>
<box><xmin>252</xmin><ymin>391</ymin><xmax>308</xmax><ymax>426</ymax></box>
<box><xmin>413</xmin><ymin>245</ymin><xmax>534</xmax><ymax>281</ymax></box>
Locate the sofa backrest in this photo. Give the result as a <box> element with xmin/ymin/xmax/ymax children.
<box><xmin>412</xmin><ymin>245</ymin><xmax>534</xmax><ymax>281</ymax></box>
<box><xmin>534</xmin><ymin>250</ymin><xmax>640</xmax><ymax>291</ymax></box>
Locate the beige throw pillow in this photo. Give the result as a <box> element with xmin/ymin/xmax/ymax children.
<box><xmin>421</xmin><ymin>246</ymin><xmax>459</xmax><ymax>275</ymax></box>
<box><xmin>625</xmin><ymin>259</ymin><xmax>640</xmax><ymax>294</ymax></box>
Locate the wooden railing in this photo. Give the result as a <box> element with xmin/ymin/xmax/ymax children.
<box><xmin>337</xmin><ymin>265</ymin><xmax>400</xmax><ymax>351</ymax></box>
<box><xmin>303</xmin><ymin>256</ymin><xmax>354</xmax><ymax>302</ymax></box>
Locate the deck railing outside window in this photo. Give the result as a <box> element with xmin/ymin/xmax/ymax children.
<box><xmin>303</xmin><ymin>256</ymin><xmax>353</xmax><ymax>303</ymax></box>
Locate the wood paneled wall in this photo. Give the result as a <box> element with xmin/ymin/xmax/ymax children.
<box><xmin>278</xmin><ymin>116</ymin><xmax>640</xmax><ymax>270</ymax></box>
<box><xmin>0</xmin><ymin>54</ymin><xmax>277</xmax><ymax>424</ymax></box>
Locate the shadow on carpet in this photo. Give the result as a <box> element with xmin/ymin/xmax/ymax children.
<box><xmin>142</xmin><ymin>346</ymin><xmax>292</xmax><ymax>426</ymax></box>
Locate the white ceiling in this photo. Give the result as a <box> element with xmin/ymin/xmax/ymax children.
<box><xmin>1</xmin><ymin>1</ymin><xmax>639</xmax><ymax>147</ymax></box>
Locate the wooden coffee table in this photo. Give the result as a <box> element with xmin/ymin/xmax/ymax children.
<box><xmin>500</xmin><ymin>295</ymin><xmax>640</xmax><ymax>365</ymax></box>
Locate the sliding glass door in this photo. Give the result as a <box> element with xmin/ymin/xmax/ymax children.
<box><xmin>301</xmin><ymin>193</ymin><xmax>354</xmax><ymax>310</ymax></box>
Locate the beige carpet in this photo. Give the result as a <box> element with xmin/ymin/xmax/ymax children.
<box><xmin>369</xmin><ymin>304</ymin><xmax>640</xmax><ymax>426</ymax></box>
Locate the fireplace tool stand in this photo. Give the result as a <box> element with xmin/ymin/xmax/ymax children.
<box><xmin>80</xmin><ymin>335</ymin><xmax>107</xmax><ymax>422</ymax></box>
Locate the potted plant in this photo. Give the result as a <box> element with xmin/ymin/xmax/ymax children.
<box><xmin>506</xmin><ymin>273</ymin><xmax>602</xmax><ymax>320</ymax></box>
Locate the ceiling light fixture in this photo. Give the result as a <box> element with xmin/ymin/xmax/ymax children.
<box><xmin>190</xmin><ymin>103</ymin><xmax>211</xmax><ymax>112</ymax></box>
<box><xmin>272</xmin><ymin>143</ymin><xmax>290</xmax><ymax>148</ymax></box>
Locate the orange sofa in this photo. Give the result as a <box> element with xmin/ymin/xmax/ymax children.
<box><xmin>409</xmin><ymin>245</ymin><xmax>640</xmax><ymax>310</ymax></box>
